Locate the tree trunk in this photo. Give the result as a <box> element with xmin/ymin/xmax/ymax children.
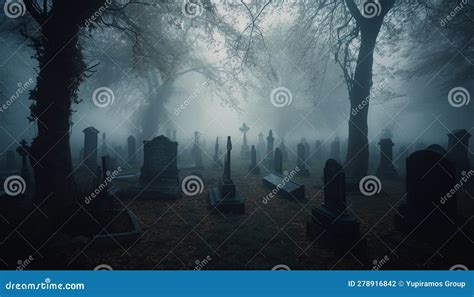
<box><xmin>29</xmin><ymin>17</ymin><xmax>82</xmax><ymax>220</ymax></box>
<box><xmin>345</xmin><ymin>22</ymin><xmax>383</xmax><ymax>180</ymax></box>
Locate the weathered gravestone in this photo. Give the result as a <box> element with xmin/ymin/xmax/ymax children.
<box><xmin>273</xmin><ymin>148</ymin><xmax>283</xmax><ymax>175</ymax></box>
<box><xmin>447</xmin><ymin>129</ymin><xmax>471</xmax><ymax>173</ymax></box>
<box><xmin>208</xmin><ymin>136</ymin><xmax>245</xmax><ymax>213</ymax></box>
<box><xmin>297</xmin><ymin>143</ymin><xmax>311</xmax><ymax>177</ymax></box>
<box><xmin>265</xmin><ymin>130</ymin><xmax>275</xmax><ymax>167</ymax></box>
<box><xmin>83</xmin><ymin>127</ymin><xmax>100</xmax><ymax>171</ymax></box>
<box><xmin>307</xmin><ymin>159</ymin><xmax>361</xmax><ymax>248</ymax></box>
<box><xmin>376</xmin><ymin>138</ymin><xmax>398</xmax><ymax>179</ymax></box>
<box><xmin>127</xmin><ymin>136</ymin><xmax>137</xmax><ymax>165</ymax></box>
<box><xmin>129</xmin><ymin>135</ymin><xmax>179</xmax><ymax>200</ymax></box>
<box><xmin>394</xmin><ymin>149</ymin><xmax>459</xmax><ymax>243</ymax></box>
<box><xmin>248</xmin><ymin>145</ymin><xmax>260</xmax><ymax>174</ymax></box>
<box><xmin>213</xmin><ymin>137</ymin><xmax>223</xmax><ymax>168</ymax></box>
<box><xmin>330</xmin><ymin>137</ymin><xmax>341</xmax><ymax>162</ymax></box>
<box><xmin>262</xmin><ymin>147</ymin><xmax>305</xmax><ymax>200</ymax></box>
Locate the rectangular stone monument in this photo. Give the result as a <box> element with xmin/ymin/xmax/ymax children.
<box><xmin>127</xmin><ymin>135</ymin><xmax>180</xmax><ymax>200</ymax></box>
<box><xmin>307</xmin><ymin>159</ymin><xmax>361</xmax><ymax>248</ymax></box>
<box><xmin>248</xmin><ymin>145</ymin><xmax>260</xmax><ymax>174</ymax></box>
<box><xmin>394</xmin><ymin>148</ymin><xmax>459</xmax><ymax>243</ymax></box>
<box><xmin>376</xmin><ymin>138</ymin><xmax>398</xmax><ymax>179</ymax></box>
<box><xmin>262</xmin><ymin>149</ymin><xmax>305</xmax><ymax>200</ymax></box>
<box><xmin>208</xmin><ymin>136</ymin><xmax>245</xmax><ymax>213</ymax></box>
<box><xmin>83</xmin><ymin>127</ymin><xmax>99</xmax><ymax>171</ymax></box>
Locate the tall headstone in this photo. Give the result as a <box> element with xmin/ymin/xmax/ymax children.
<box><xmin>266</xmin><ymin>130</ymin><xmax>275</xmax><ymax>166</ymax></box>
<box><xmin>376</xmin><ymin>138</ymin><xmax>398</xmax><ymax>179</ymax></box>
<box><xmin>131</xmin><ymin>135</ymin><xmax>179</xmax><ymax>199</ymax></box>
<box><xmin>297</xmin><ymin>143</ymin><xmax>310</xmax><ymax>177</ymax></box>
<box><xmin>127</xmin><ymin>136</ymin><xmax>137</xmax><ymax>165</ymax></box>
<box><xmin>330</xmin><ymin>137</ymin><xmax>340</xmax><ymax>162</ymax></box>
<box><xmin>394</xmin><ymin>149</ymin><xmax>458</xmax><ymax>242</ymax></box>
<box><xmin>209</xmin><ymin>136</ymin><xmax>245</xmax><ymax>213</ymax></box>
<box><xmin>83</xmin><ymin>127</ymin><xmax>100</xmax><ymax>171</ymax></box>
<box><xmin>307</xmin><ymin>159</ymin><xmax>361</xmax><ymax>247</ymax></box>
<box><xmin>248</xmin><ymin>145</ymin><xmax>260</xmax><ymax>174</ymax></box>
<box><xmin>447</xmin><ymin>129</ymin><xmax>471</xmax><ymax>173</ymax></box>
<box><xmin>274</xmin><ymin>148</ymin><xmax>283</xmax><ymax>175</ymax></box>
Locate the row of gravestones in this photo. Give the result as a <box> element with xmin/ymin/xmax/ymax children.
<box><xmin>81</xmin><ymin>127</ymin><xmax>141</xmax><ymax>171</ymax></box>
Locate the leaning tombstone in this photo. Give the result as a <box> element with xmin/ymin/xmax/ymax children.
<box><xmin>307</xmin><ymin>159</ymin><xmax>362</xmax><ymax>249</ymax></box>
<box><xmin>208</xmin><ymin>136</ymin><xmax>245</xmax><ymax>213</ymax></box>
<box><xmin>248</xmin><ymin>145</ymin><xmax>260</xmax><ymax>175</ymax></box>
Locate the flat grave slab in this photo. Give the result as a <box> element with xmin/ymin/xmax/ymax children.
<box><xmin>262</xmin><ymin>173</ymin><xmax>305</xmax><ymax>200</ymax></box>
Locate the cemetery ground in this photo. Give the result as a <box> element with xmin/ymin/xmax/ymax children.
<box><xmin>1</xmin><ymin>158</ymin><xmax>472</xmax><ymax>270</ymax></box>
